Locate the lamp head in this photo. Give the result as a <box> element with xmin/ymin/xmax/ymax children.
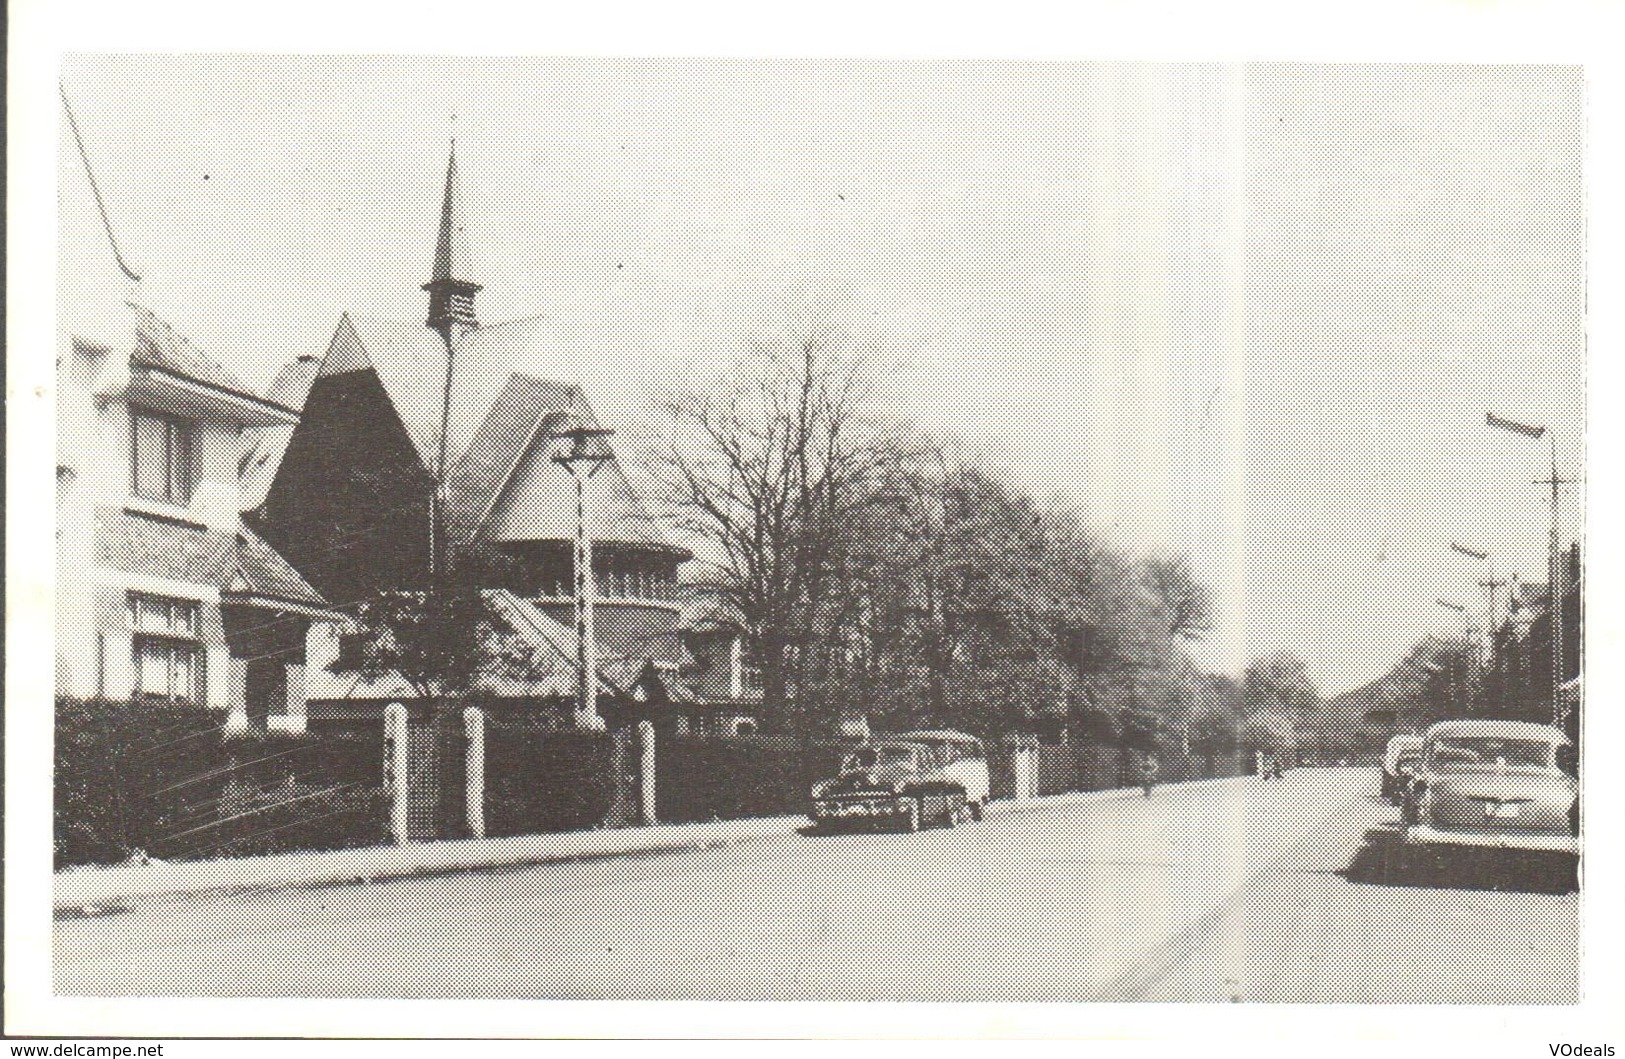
<box><xmin>1486</xmin><ymin>412</ymin><xmax>1546</xmax><ymax>439</ymax></box>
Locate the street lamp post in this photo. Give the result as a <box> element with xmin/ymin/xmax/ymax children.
<box><xmin>1435</xmin><ymin>599</ymin><xmax>1472</xmax><ymax>714</ymax></box>
<box><xmin>1486</xmin><ymin>413</ymin><xmax>1572</xmax><ymax>723</ymax></box>
<box><xmin>1448</xmin><ymin>541</ymin><xmax>1505</xmax><ymax>686</ymax></box>
<box><xmin>549</xmin><ymin>425</ymin><xmax>615</xmax><ymax>732</ymax></box>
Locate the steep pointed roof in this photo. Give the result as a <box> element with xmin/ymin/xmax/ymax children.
<box><xmin>240</xmin><ymin>354</ymin><xmax>323</xmax><ymax>510</ymax></box>
<box><xmin>441</xmin><ymin>375</ymin><xmax>583</xmax><ymax>546</ymax></box>
<box><xmin>449</xmin><ymin>375</ymin><xmax>678</xmax><ymax>550</ymax></box>
<box><xmin>314</xmin><ymin>313</ymin><xmax>446</xmax><ymax>464</ymax></box>
<box><xmin>296</xmin><ymin>312</ymin><xmax>683</xmax><ymax>553</ymax></box>
<box><xmin>429</xmin><ymin>145</ymin><xmax>475</xmax><ymax>285</ymax></box>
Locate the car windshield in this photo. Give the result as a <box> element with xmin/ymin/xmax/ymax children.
<box><xmin>1428</xmin><ymin>737</ymin><xmax>1553</xmax><ymax>769</ymax></box>
<box><xmin>845</xmin><ymin>745</ymin><xmax>916</xmax><ymax>770</ymax></box>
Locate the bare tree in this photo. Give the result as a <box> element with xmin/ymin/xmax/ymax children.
<box><xmin>647</xmin><ymin>324</ymin><xmax>1225</xmax><ymax>743</ymax></box>
<box><xmin>645</xmin><ymin>326</ymin><xmax>921</xmax><ymax>733</ymax></box>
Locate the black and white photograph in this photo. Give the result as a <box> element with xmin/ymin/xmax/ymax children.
<box><xmin>6</xmin><ymin>1</ymin><xmax>1623</xmax><ymax>1045</ymax></box>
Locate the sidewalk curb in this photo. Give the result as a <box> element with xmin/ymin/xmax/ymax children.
<box><xmin>53</xmin><ymin>822</ymin><xmax>802</xmax><ymax>919</ymax></box>
<box><xmin>55</xmin><ymin>774</ymin><xmax>1250</xmax><ymax>918</ymax></box>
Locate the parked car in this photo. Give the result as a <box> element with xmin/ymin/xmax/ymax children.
<box><xmin>808</xmin><ymin>732</ymin><xmax>988</xmax><ymax>833</ymax></box>
<box><xmin>895</xmin><ymin>730</ymin><xmax>991</xmax><ymax>819</ymax></box>
<box><xmin>1381</xmin><ymin>733</ymin><xmax>1424</xmax><ymax>800</ymax></box>
<box><xmin>1402</xmin><ymin>719</ymin><xmax>1579</xmax><ymax>855</ymax></box>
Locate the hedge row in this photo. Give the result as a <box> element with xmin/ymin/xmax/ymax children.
<box><xmin>57</xmin><ymin>696</ymin><xmax>1259</xmax><ymax>868</ymax></box>
<box><xmin>653</xmin><ymin>736</ymin><xmax>1247</xmax><ymax>823</ymax></box>
<box><xmin>1034</xmin><ymin>743</ymin><xmax>1245</xmax><ymax>796</ymax></box>
<box><xmin>482</xmin><ymin>722</ymin><xmax>621</xmax><ymax>837</ymax></box>
<box><xmin>56</xmin><ymin>697</ymin><xmax>386</xmax><ymax>868</ymax></box>
<box><xmin>656</xmin><ymin>735</ymin><xmax>849</xmax><ymax>824</ymax></box>
<box><xmin>1036</xmin><ymin>743</ymin><xmax>1122</xmax><ymax>796</ymax></box>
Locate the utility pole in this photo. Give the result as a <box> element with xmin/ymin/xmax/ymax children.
<box><xmin>1477</xmin><ymin>575</ymin><xmax>1509</xmax><ymax>640</ymax></box>
<box><xmin>1487</xmin><ymin>414</ymin><xmax>1574</xmax><ymax>724</ymax></box>
<box><xmin>549</xmin><ymin>425</ymin><xmax>615</xmax><ymax>732</ymax></box>
<box><xmin>1449</xmin><ymin>542</ymin><xmax>1506</xmax><ymax>699</ymax></box>
<box><xmin>1436</xmin><ymin>599</ymin><xmax>1471</xmax><ymax>714</ymax></box>
<box><xmin>1534</xmin><ymin>437</ymin><xmax>1575</xmax><ymax>725</ymax></box>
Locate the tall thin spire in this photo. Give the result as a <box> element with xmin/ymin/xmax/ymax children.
<box><xmin>423</xmin><ymin>141</ymin><xmax>481</xmax><ymax>337</ymax></box>
<box><xmin>423</xmin><ymin>140</ymin><xmax>482</xmax><ymax>586</ymax></box>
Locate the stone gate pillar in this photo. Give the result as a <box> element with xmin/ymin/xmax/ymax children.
<box><xmin>636</xmin><ymin>719</ymin><xmax>657</xmax><ymax>826</ymax></box>
<box><xmin>1010</xmin><ymin>746</ymin><xmax>1036</xmax><ymax>802</ymax></box>
<box><xmin>464</xmin><ymin>707</ymin><xmax>485</xmax><ymax>839</ymax></box>
<box><xmin>384</xmin><ymin>702</ymin><xmax>410</xmax><ymax>844</ymax></box>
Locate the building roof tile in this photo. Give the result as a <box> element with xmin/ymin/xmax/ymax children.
<box><xmin>305</xmin><ymin>590</ymin><xmax>659</xmax><ymax>701</ymax></box>
<box><xmin>126</xmin><ymin>302</ymin><xmax>264</xmax><ymax>400</ymax></box>
<box><xmin>96</xmin><ymin>507</ymin><xmax>326</xmax><ymax>608</ymax></box>
<box><xmin>232</xmin><ymin>524</ymin><xmax>327</xmax><ymax>606</ymax></box>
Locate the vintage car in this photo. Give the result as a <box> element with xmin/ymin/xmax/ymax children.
<box><xmin>896</xmin><ymin>730</ymin><xmax>991</xmax><ymax>815</ymax></box>
<box><xmin>1402</xmin><ymin>719</ymin><xmax>1579</xmax><ymax>855</ymax></box>
<box><xmin>809</xmin><ymin>732</ymin><xmax>989</xmax><ymax>833</ymax></box>
<box><xmin>1381</xmin><ymin>733</ymin><xmax>1425</xmax><ymax>800</ymax></box>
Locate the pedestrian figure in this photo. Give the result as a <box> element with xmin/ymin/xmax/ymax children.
<box><xmin>1255</xmin><ymin>749</ymin><xmax>1266</xmax><ymax>778</ymax></box>
<box><xmin>1140</xmin><ymin>754</ymin><xmax>1160</xmax><ymax>798</ymax></box>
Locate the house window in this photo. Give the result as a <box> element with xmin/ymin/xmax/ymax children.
<box><xmin>130</xmin><ymin>408</ymin><xmax>195</xmax><ymax>504</ymax></box>
<box><xmin>129</xmin><ymin>594</ymin><xmax>203</xmax><ymax>704</ymax></box>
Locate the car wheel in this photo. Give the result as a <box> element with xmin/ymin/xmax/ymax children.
<box><xmin>969</xmin><ymin>799</ymin><xmax>985</xmax><ymax>822</ymax></box>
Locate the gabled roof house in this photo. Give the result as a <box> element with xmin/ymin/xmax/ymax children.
<box><xmin>57</xmin><ymin>94</ymin><xmax>338</xmax><ymax>732</ymax></box>
<box><xmin>246</xmin><ymin>147</ymin><xmax>759</xmax><ymax>732</ymax></box>
<box><xmin>58</xmin><ymin>301</ymin><xmax>339</xmax><ymax>730</ymax></box>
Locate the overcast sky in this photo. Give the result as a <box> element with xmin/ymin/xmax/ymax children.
<box><xmin>59</xmin><ymin>56</ymin><xmax>1583</xmax><ymax>694</ymax></box>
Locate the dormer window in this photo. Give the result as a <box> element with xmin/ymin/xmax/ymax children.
<box><xmin>131</xmin><ymin>407</ymin><xmax>195</xmax><ymax>504</ymax></box>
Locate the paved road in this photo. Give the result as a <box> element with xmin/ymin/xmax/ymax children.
<box><xmin>54</xmin><ymin>769</ymin><xmax>1577</xmax><ymax>1001</ymax></box>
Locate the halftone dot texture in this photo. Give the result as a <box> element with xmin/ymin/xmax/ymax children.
<box><xmin>56</xmin><ymin>57</ymin><xmax>1581</xmax><ymax>1005</ymax></box>
<box><xmin>55</xmin><ymin>772</ymin><xmax>1577</xmax><ymax>1000</ymax></box>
